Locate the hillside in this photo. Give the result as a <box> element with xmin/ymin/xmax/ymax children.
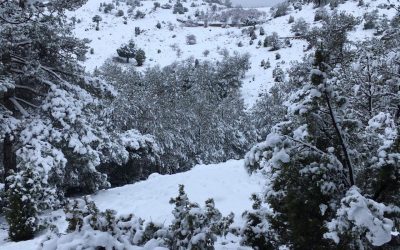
<box><xmin>69</xmin><ymin>0</ymin><xmax>396</xmax><ymax>107</ymax></box>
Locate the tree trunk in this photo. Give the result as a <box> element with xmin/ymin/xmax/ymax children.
<box><xmin>126</xmin><ymin>57</ymin><xmax>129</xmax><ymax>63</ymax></box>
<box><xmin>3</xmin><ymin>134</ymin><xmax>16</xmax><ymax>189</ymax></box>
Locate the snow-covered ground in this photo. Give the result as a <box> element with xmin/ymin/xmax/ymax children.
<box><xmin>0</xmin><ymin>160</ymin><xmax>264</xmax><ymax>249</ymax></box>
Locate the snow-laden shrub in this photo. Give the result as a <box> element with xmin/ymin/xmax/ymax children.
<box><xmin>240</xmin><ymin>194</ymin><xmax>274</xmax><ymax>249</ymax></box>
<box><xmin>263</xmin><ymin>32</ymin><xmax>281</xmax><ymax>51</ymax></box>
<box><xmin>314</xmin><ymin>8</ymin><xmax>328</xmax><ymax>22</ymax></box>
<box><xmin>363</xmin><ymin>10</ymin><xmax>379</xmax><ymax>30</ymax></box>
<box><xmin>272</xmin><ymin>2</ymin><xmax>290</xmax><ymax>18</ymax></box>
<box><xmin>5</xmin><ymin>167</ymin><xmax>42</xmax><ymax>241</ymax></box>
<box><xmin>169</xmin><ymin>185</ymin><xmax>234</xmax><ymax>249</ymax></box>
<box><xmin>290</xmin><ymin>17</ymin><xmax>309</xmax><ymax>36</ymax></box>
<box><xmin>324</xmin><ymin>187</ymin><xmax>396</xmax><ymax>247</ymax></box>
<box><xmin>41</xmin><ymin>197</ymin><xmax>169</xmax><ymax>249</ymax></box>
<box><xmin>186</xmin><ymin>34</ymin><xmax>197</xmax><ymax>45</ymax></box>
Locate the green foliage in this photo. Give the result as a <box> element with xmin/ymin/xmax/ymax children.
<box><xmin>5</xmin><ymin>168</ymin><xmax>40</xmax><ymax>241</ymax></box>
<box><xmin>169</xmin><ymin>185</ymin><xmax>233</xmax><ymax>250</ymax></box>
<box><xmin>117</xmin><ymin>40</ymin><xmax>137</xmax><ymax>63</ymax></box>
<box><xmin>240</xmin><ymin>194</ymin><xmax>274</xmax><ymax>250</ymax></box>
<box><xmin>135</xmin><ymin>49</ymin><xmax>146</xmax><ymax>66</ymax></box>
<box><xmin>264</xmin><ymin>32</ymin><xmax>281</xmax><ymax>51</ymax></box>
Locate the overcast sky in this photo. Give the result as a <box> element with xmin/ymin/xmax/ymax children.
<box><xmin>230</xmin><ymin>0</ymin><xmax>284</xmax><ymax>7</ymax></box>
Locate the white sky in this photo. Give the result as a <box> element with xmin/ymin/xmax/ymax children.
<box><xmin>231</xmin><ymin>0</ymin><xmax>284</xmax><ymax>7</ymax></box>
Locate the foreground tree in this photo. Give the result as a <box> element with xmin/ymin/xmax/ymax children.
<box><xmin>0</xmin><ymin>0</ymin><xmax>154</xmax><ymax>241</ymax></box>
<box><xmin>245</xmin><ymin>10</ymin><xmax>399</xmax><ymax>249</ymax></box>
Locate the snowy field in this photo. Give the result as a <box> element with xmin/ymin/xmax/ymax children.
<box><xmin>0</xmin><ymin>160</ymin><xmax>264</xmax><ymax>249</ymax></box>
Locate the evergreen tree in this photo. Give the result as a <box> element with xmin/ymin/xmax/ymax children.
<box><xmin>5</xmin><ymin>167</ymin><xmax>40</xmax><ymax>241</ymax></box>
<box><xmin>92</xmin><ymin>15</ymin><xmax>102</xmax><ymax>30</ymax></box>
<box><xmin>240</xmin><ymin>194</ymin><xmax>274</xmax><ymax>249</ymax></box>
<box><xmin>169</xmin><ymin>185</ymin><xmax>232</xmax><ymax>250</ymax></box>
<box><xmin>135</xmin><ymin>49</ymin><xmax>146</xmax><ymax>66</ymax></box>
<box><xmin>0</xmin><ymin>1</ymin><xmax>152</xmax><ymax>239</ymax></box>
<box><xmin>117</xmin><ymin>40</ymin><xmax>137</xmax><ymax>63</ymax></box>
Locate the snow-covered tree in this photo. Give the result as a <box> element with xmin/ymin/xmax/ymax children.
<box><xmin>240</xmin><ymin>194</ymin><xmax>274</xmax><ymax>249</ymax></box>
<box><xmin>0</xmin><ymin>0</ymin><xmax>157</xmax><ymax>240</ymax></box>
<box><xmin>117</xmin><ymin>40</ymin><xmax>137</xmax><ymax>63</ymax></box>
<box><xmin>92</xmin><ymin>15</ymin><xmax>102</xmax><ymax>30</ymax></box>
<box><xmin>100</xmin><ymin>54</ymin><xmax>255</xmax><ymax>173</ymax></box>
<box><xmin>135</xmin><ymin>48</ymin><xmax>146</xmax><ymax>66</ymax></box>
<box><xmin>247</xmin><ymin>9</ymin><xmax>400</xmax><ymax>248</ymax></box>
<box><xmin>169</xmin><ymin>185</ymin><xmax>233</xmax><ymax>249</ymax></box>
<box><xmin>290</xmin><ymin>17</ymin><xmax>309</xmax><ymax>36</ymax></box>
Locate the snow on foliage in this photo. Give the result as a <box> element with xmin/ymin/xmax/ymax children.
<box><xmin>325</xmin><ymin>186</ymin><xmax>395</xmax><ymax>246</ymax></box>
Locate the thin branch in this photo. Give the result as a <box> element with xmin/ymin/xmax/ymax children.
<box><xmin>9</xmin><ymin>97</ymin><xmax>29</xmax><ymax>117</ymax></box>
<box><xmin>284</xmin><ymin>135</ymin><xmax>326</xmax><ymax>155</ymax></box>
<box><xmin>15</xmin><ymin>84</ymin><xmax>44</xmax><ymax>95</ymax></box>
<box><xmin>14</xmin><ymin>97</ymin><xmax>39</xmax><ymax>108</ymax></box>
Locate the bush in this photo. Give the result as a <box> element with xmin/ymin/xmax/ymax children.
<box><xmin>363</xmin><ymin>10</ymin><xmax>379</xmax><ymax>30</ymax></box>
<box><xmin>40</xmin><ymin>185</ymin><xmax>235</xmax><ymax>249</ymax></box>
<box><xmin>173</xmin><ymin>1</ymin><xmax>185</xmax><ymax>14</ymax></box>
<box><xmin>264</xmin><ymin>32</ymin><xmax>281</xmax><ymax>51</ymax></box>
<box><xmin>116</xmin><ymin>40</ymin><xmax>136</xmax><ymax>63</ymax></box>
<box><xmin>135</xmin><ymin>26</ymin><xmax>141</xmax><ymax>36</ymax></box>
<box><xmin>290</xmin><ymin>17</ymin><xmax>309</xmax><ymax>36</ymax></box>
<box><xmin>259</xmin><ymin>27</ymin><xmax>265</xmax><ymax>36</ymax></box>
<box><xmin>135</xmin><ymin>49</ymin><xmax>146</xmax><ymax>66</ymax></box>
<box><xmin>240</xmin><ymin>194</ymin><xmax>274</xmax><ymax>249</ymax></box>
<box><xmin>116</xmin><ymin>9</ymin><xmax>124</xmax><ymax>17</ymax></box>
<box><xmin>314</xmin><ymin>8</ymin><xmax>328</xmax><ymax>22</ymax></box>
<box><xmin>272</xmin><ymin>65</ymin><xmax>284</xmax><ymax>81</ymax></box>
<box><xmin>169</xmin><ymin>185</ymin><xmax>234</xmax><ymax>249</ymax></box>
<box><xmin>5</xmin><ymin>168</ymin><xmax>40</xmax><ymax>241</ymax></box>
<box><xmin>40</xmin><ymin>197</ymin><xmax>169</xmax><ymax>249</ymax></box>
<box><xmin>104</xmin><ymin>3</ymin><xmax>115</xmax><ymax>13</ymax></box>
<box><xmin>134</xmin><ymin>10</ymin><xmax>145</xmax><ymax>19</ymax></box>
<box><xmin>186</xmin><ymin>34</ymin><xmax>197</xmax><ymax>45</ymax></box>
<box><xmin>288</xmin><ymin>15</ymin><xmax>294</xmax><ymax>24</ymax></box>
<box><xmin>153</xmin><ymin>2</ymin><xmax>161</xmax><ymax>9</ymax></box>
<box><xmin>273</xmin><ymin>2</ymin><xmax>290</xmax><ymax>18</ymax></box>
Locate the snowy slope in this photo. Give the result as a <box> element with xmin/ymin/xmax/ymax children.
<box><xmin>69</xmin><ymin>0</ymin><xmax>305</xmax><ymax>107</ymax></box>
<box><xmin>70</xmin><ymin>0</ymin><xmax>397</xmax><ymax>108</ymax></box>
<box><xmin>0</xmin><ymin>160</ymin><xmax>264</xmax><ymax>249</ymax></box>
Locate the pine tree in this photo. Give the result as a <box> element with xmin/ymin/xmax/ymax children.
<box><xmin>92</xmin><ymin>15</ymin><xmax>102</xmax><ymax>30</ymax></box>
<box><xmin>0</xmin><ymin>1</ymin><xmax>148</xmax><ymax>237</ymax></box>
<box><xmin>117</xmin><ymin>40</ymin><xmax>137</xmax><ymax>63</ymax></box>
<box><xmin>5</xmin><ymin>167</ymin><xmax>40</xmax><ymax>241</ymax></box>
<box><xmin>169</xmin><ymin>185</ymin><xmax>230</xmax><ymax>249</ymax></box>
<box><xmin>135</xmin><ymin>49</ymin><xmax>146</xmax><ymax>66</ymax></box>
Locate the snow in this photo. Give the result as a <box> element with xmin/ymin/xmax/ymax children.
<box><xmin>325</xmin><ymin>186</ymin><xmax>395</xmax><ymax>246</ymax></box>
<box><xmin>93</xmin><ymin>159</ymin><xmax>263</xmax><ymax>226</ymax></box>
<box><xmin>69</xmin><ymin>0</ymin><xmax>310</xmax><ymax>108</ymax></box>
<box><xmin>0</xmin><ymin>160</ymin><xmax>264</xmax><ymax>249</ymax></box>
